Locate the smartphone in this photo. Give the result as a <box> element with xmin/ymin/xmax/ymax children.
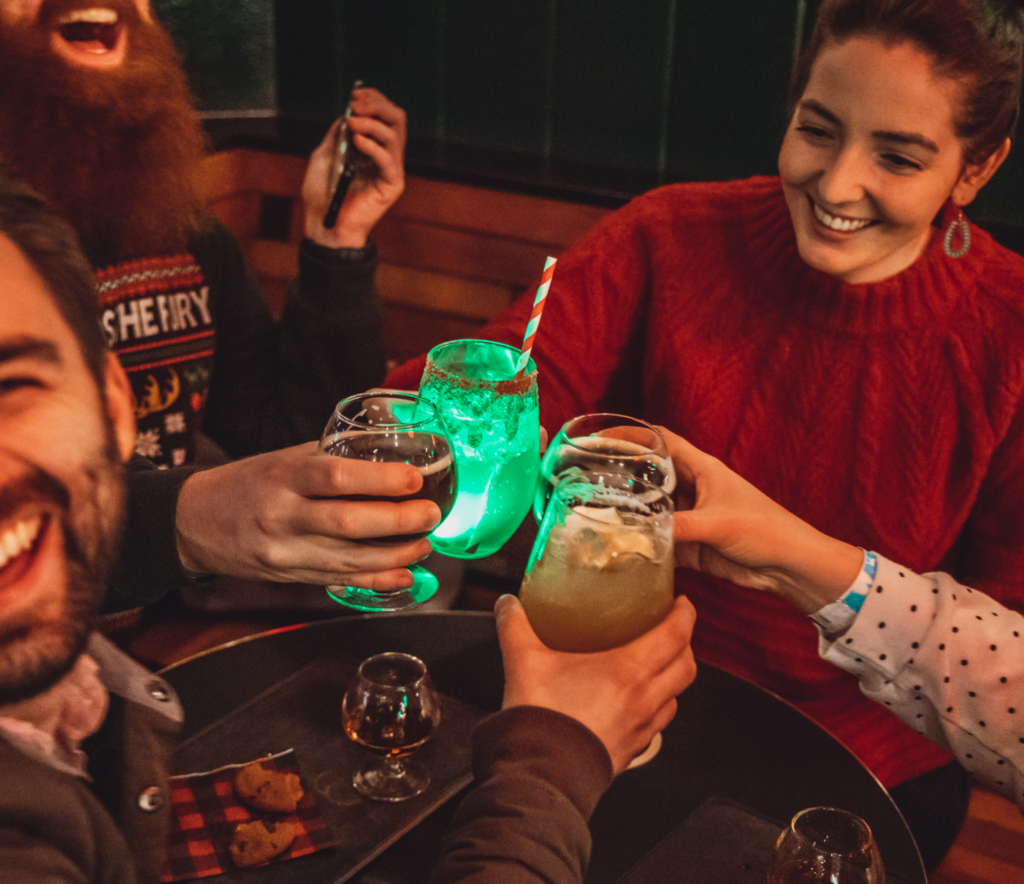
<box><xmin>323</xmin><ymin>80</ymin><xmax>369</xmax><ymax>229</ymax></box>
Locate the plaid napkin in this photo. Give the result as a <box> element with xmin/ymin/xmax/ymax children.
<box><xmin>160</xmin><ymin>749</ymin><xmax>335</xmax><ymax>881</ymax></box>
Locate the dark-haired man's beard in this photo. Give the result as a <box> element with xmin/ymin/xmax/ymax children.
<box><xmin>0</xmin><ymin>3</ymin><xmax>208</xmax><ymax>264</ymax></box>
<box><xmin>0</xmin><ymin>437</ymin><xmax>125</xmax><ymax>707</ymax></box>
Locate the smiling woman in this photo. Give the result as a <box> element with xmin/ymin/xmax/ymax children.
<box><xmin>778</xmin><ymin>36</ymin><xmax>1010</xmax><ymax>283</ymax></box>
<box><xmin>384</xmin><ymin>0</ymin><xmax>1024</xmax><ymax>872</ymax></box>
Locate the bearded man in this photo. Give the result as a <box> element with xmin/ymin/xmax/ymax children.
<box><xmin>0</xmin><ymin>0</ymin><xmax>403</xmax><ymax>469</ymax></box>
<box><xmin>0</xmin><ymin>1</ymin><xmax>413</xmax><ymax>608</ymax></box>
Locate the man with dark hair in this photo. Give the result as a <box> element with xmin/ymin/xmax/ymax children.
<box><xmin>0</xmin><ymin>0</ymin><xmax>423</xmax><ymax>606</ymax></box>
<box><xmin>0</xmin><ymin>173</ymin><xmax>166</xmax><ymax>882</ymax></box>
<box><xmin>0</xmin><ymin>172</ymin><xmax>698</xmax><ymax>883</ymax></box>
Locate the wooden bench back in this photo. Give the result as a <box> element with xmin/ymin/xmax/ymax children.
<box><xmin>199</xmin><ymin>148</ymin><xmax>610</xmax><ymax>371</ymax></box>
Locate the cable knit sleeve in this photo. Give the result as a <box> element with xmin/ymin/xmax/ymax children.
<box><xmin>429</xmin><ymin>706</ymin><xmax>614</xmax><ymax>884</ymax></box>
<box><xmin>818</xmin><ymin>554</ymin><xmax>1024</xmax><ymax>812</ymax></box>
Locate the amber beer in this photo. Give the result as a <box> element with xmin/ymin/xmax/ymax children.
<box><xmin>520</xmin><ymin>531</ymin><xmax>674</xmax><ymax>652</ymax></box>
<box><xmin>342</xmin><ymin>652</ymin><xmax>442</xmax><ymax>801</ymax></box>
<box><xmin>342</xmin><ymin>653</ymin><xmax>440</xmax><ymax>757</ymax></box>
<box><xmin>323</xmin><ymin>431</ymin><xmax>456</xmax><ymax>543</ymax></box>
<box><xmin>343</xmin><ymin>702</ymin><xmax>437</xmax><ymax>758</ymax></box>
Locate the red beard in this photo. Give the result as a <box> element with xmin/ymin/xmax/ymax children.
<box><xmin>0</xmin><ymin>0</ymin><xmax>208</xmax><ymax>262</ymax></box>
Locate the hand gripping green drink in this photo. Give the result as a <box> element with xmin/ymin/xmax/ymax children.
<box><xmin>417</xmin><ymin>339</ymin><xmax>541</xmax><ymax>558</ymax></box>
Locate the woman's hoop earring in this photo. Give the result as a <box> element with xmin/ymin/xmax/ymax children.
<box><xmin>943</xmin><ymin>209</ymin><xmax>970</xmax><ymax>259</ymax></box>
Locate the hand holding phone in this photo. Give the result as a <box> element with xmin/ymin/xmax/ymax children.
<box><xmin>305</xmin><ymin>83</ymin><xmax>406</xmax><ymax>248</ymax></box>
<box><xmin>323</xmin><ymin>80</ymin><xmax>370</xmax><ymax>229</ymax></box>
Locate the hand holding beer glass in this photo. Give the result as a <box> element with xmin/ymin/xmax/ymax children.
<box><xmin>521</xmin><ymin>470</ymin><xmax>676</xmax><ymax>767</ymax></box>
<box><xmin>319</xmin><ymin>392</ymin><xmax>456</xmax><ymax>611</ymax></box>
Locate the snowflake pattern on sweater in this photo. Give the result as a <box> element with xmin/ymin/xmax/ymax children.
<box><xmin>97</xmin><ymin>254</ymin><xmax>213</xmax><ymax>468</ymax></box>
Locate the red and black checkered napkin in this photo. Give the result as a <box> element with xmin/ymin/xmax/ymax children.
<box><xmin>160</xmin><ymin>749</ymin><xmax>335</xmax><ymax>881</ymax></box>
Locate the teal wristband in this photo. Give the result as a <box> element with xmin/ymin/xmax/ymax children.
<box><xmin>810</xmin><ymin>550</ymin><xmax>877</xmax><ymax>635</ymax></box>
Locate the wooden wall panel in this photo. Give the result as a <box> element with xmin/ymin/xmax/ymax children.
<box><xmin>377</xmin><ymin>265</ymin><xmax>515</xmax><ymax>321</ymax></box>
<box><xmin>197</xmin><ymin>148</ymin><xmax>610</xmax><ymax>364</ymax></box>
<box><xmin>389</xmin><ymin>176</ymin><xmax>610</xmax><ymax>245</ymax></box>
<box><xmin>206</xmin><ymin>193</ymin><xmax>262</xmax><ymax>244</ymax></box>
<box><xmin>375</xmin><ymin>221</ymin><xmax>557</xmax><ymax>290</ymax></box>
<box><xmin>383</xmin><ymin>305</ymin><xmax>486</xmax><ymax>371</ymax></box>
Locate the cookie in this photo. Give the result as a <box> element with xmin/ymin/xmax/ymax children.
<box><xmin>229</xmin><ymin>820</ymin><xmax>296</xmax><ymax>868</ymax></box>
<box><xmin>234</xmin><ymin>760</ymin><xmax>304</xmax><ymax>813</ymax></box>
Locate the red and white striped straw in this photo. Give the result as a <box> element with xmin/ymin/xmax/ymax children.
<box><xmin>515</xmin><ymin>255</ymin><xmax>556</xmax><ymax>376</ymax></box>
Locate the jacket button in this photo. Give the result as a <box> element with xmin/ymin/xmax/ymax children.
<box><xmin>138</xmin><ymin>787</ymin><xmax>165</xmax><ymax>812</ymax></box>
<box><xmin>147</xmin><ymin>680</ymin><xmax>172</xmax><ymax>702</ymax></box>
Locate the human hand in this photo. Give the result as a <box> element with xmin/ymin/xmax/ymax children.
<box><xmin>175</xmin><ymin>441</ymin><xmax>439</xmax><ymax>588</ymax></box>
<box><xmin>495</xmin><ymin>594</ymin><xmax>697</xmax><ymax>775</ymax></box>
<box><xmin>303</xmin><ymin>87</ymin><xmax>407</xmax><ymax>249</ymax></box>
<box><xmin>665</xmin><ymin>430</ymin><xmax>861</xmax><ymax>613</ymax></box>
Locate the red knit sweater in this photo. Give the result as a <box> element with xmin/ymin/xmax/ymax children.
<box><xmin>387</xmin><ymin>176</ymin><xmax>1024</xmax><ymax>788</ymax></box>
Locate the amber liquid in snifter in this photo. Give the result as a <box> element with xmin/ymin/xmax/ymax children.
<box><xmin>344</xmin><ymin>702</ymin><xmax>437</xmax><ymax>758</ymax></box>
<box><xmin>520</xmin><ymin>477</ymin><xmax>675</xmax><ymax>653</ymax></box>
<box><xmin>342</xmin><ymin>653</ymin><xmax>441</xmax><ymax>756</ymax></box>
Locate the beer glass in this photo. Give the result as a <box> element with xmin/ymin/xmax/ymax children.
<box><xmin>342</xmin><ymin>653</ymin><xmax>442</xmax><ymax>801</ymax></box>
<box><xmin>768</xmin><ymin>807</ymin><xmax>885</xmax><ymax>884</ymax></box>
<box><xmin>534</xmin><ymin>413</ymin><xmax>676</xmax><ymax>523</ymax></box>
<box><xmin>520</xmin><ymin>473</ymin><xmax>675</xmax><ymax>653</ymax></box>
<box><xmin>417</xmin><ymin>339</ymin><xmax>541</xmax><ymax>558</ymax></box>
<box><xmin>319</xmin><ymin>392</ymin><xmax>456</xmax><ymax>611</ymax></box>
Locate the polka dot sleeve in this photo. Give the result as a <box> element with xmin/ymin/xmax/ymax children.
<box><xmin>818</xmin><ymin>554</ymin><xmax>1024</xmax><ymax>813</ymax></box>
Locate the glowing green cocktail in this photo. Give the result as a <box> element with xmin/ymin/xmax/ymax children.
<box><xmin>418</xmin><ymin>339</ymin><xmax>540</xmax><ymax>559</ymax></box>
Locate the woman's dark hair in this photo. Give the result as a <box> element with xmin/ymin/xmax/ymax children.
<box><xmin>0</xmin><ymin>166</ymin><xmax>107</xmax><ymax>385</ymax></box>
<box><xmin>790</xmin><ymin>0</ymin><xmax>1024</xmax><ymax>164</ymax></box>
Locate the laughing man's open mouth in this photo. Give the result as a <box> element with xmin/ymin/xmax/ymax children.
<box><xmin>50</xmin><ymin>8</ymin><xmax>127</xmax><ymax>68</ymax></box>
<box><xmin>0</xmin><ymin>514</ymin><xmax>44</xmax><ymax>577</ymax></box>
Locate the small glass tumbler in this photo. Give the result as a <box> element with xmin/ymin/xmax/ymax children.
<box><xmin>768</xmin><ymin>806</ymin><xmax>885</xmax><ymax>884</ymax></box>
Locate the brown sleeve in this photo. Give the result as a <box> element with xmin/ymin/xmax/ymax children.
<box><xmin>429</xmin><ymin>706</ymin><xmax>614</xmax><ymax>884</ymax></box>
